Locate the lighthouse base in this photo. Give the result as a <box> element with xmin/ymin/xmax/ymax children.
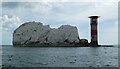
<box><xmin>90</xmin><ymin>41</ymin><xmax>100</xmax><ymax>47</ymax></box>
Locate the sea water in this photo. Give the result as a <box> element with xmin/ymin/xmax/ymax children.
<box><xmin>1</xmin><ymin>45</ymin><xmax>118</xmax><ymax>67</ymax></box>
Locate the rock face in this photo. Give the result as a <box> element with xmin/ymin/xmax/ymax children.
<box><xmin>13</xmin><ymin>21</ymin><xmax>80</xmax><ymax>46</ymax></box>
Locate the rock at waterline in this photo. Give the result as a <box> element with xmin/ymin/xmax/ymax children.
<box><xmin>13</xmin><ymin>21</ymin><xmax>88</xmax><ymax>46</ymax></box>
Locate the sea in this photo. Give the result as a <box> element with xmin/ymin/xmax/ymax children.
<box><xmin>0</xmin><ymin>45</ymin><xmax>119</xmax><ymax>68</ymax></box>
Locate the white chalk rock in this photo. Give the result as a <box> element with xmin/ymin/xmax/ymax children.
<box><xmin>13</xmin><ymin>22</ymin><xmax>80</xmax><ymax>45</ymax></box>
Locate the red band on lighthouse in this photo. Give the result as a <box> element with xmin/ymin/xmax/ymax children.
<box><xmin>91</xmin><ymin>22</ymin><xmax>97</xmax><ymax>25</ymax></box>
<box><xmin>91</xmin><ymin>30</ymin><xmax>97</xmax><ymax>35</ymax></box>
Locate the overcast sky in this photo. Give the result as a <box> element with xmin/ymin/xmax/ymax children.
<box><xmin>0</xmin><ymin>0</ymin><xmax>119</xmax><ymax>45</ymax></box>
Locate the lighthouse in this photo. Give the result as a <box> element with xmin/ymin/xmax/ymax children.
<box><xmin>89</xmin><ymin>16</ymin><xmax>99</xmax><ymax>46</ymax></box>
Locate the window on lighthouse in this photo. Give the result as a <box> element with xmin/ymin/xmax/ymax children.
<box><xmin>92</xmin><ymin>19</ymin><xmax>97</xmax><ymax>22</ymax></box>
